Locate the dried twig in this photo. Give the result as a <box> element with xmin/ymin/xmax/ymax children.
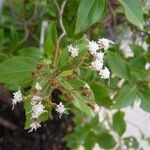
<box><xmin>52</xmin><ymin>0</ymin><xmax>68</xmax><ymax>67</ymax></box>
<box><xmin>52</xmin><ymin>0</ymin><xmax>68</xmax><ymax>44</ymax></box>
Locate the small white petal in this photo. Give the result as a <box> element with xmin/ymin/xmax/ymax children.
<box><xmin>99</xmin><ymin>67</ymin><xmax>110</xmax><ymax>79</ymax></box>
<box><xmin>95</xmin><ymin>52</ymin><xmax>104</xmax><ymax>61</ymax></box>
<box><xmin>31</xmin><ymin>102</ymin><xmax>46</xmax><ymax>119</ymax></box>
<box><xmin>12</xmin><ymin>89</ymin><xmax>23</xmax><ymax>109</ymax></box>
<box><xmin>91</xmin><ymin>59</ymin><xmax>103</xmax><ymax>71</ymax></box>
<box><xmin>98</xmin><ymin>38</ymin><xmax>114</xmax><ymax>50</ymax></box>
<box><xmin>28</xmin><ymin>122</ymin><xmax>41</xmax><ymax>133</ymax></box>
<box><xmin>87</xmin><ymin>40</ymin><xmax>99</xmax><ymax>56</ymax></box>
<box><xmin>67</xmin><ymin>45</ymin><xmax>79</xmax><ymax>58</ymax></box>
<box><xmin>55</xmin><ymin>102</ymin><xmax>68</xmax><ymax>118</ymax></box>
<box><xmin>35</xmin><ymin>82</ymin><xmax>42</xmax><ymax>90</ymax></box>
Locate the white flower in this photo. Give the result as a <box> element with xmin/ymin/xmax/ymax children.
<box><xmin>95</xmin><ymin>52</ymin><xmax>104</xmax><ymax>61</ymax></box>
<box><xmin>12</xmin><ymin>89</ymin><xmax>23</xmax><ymax>109</ymax></box>
<box><xmin>28</xmin><ymin>121</ymin><xmax>41</xmax><ymax>133</ymax></box>
<box><xmin>99</xmin><ymin>67</ymin><xmax>110</xmax><ymax>79</ymax></box>
<box><xmin>87</xmin><ymin>40</ymin><xmax>99</xmax><ymax>56</ymax></box>
<box><xmin>91</xmin><ymin>59</ymin><xmax>103</xmax><ymax>71</ymax></box>
<box><xmin>67</xmin><ymin>45</ymin><xmax>79</xmax><ymax>58</ymax></box>
<box><xmin>31</xmin><ymin>96</ymin><xmax>41</xmax><ymax>105</ymax></box>
<box><xmin>31</xmin><ymin>102</ymin><xmax>46</xmax><ymax>119</ymax></box>
<box><xmin>98</xmin><ymin>38</ymin><xmax>114</xmax><ymax>50</ymax></box>
<box><xmin>55</xmin><ymin>102</ymin><xmax>68</xmax><ymax>118</ymax></box>
<box><xmin>35</xmin><ymin>82</ymin><xmax>42</xmax><ymax>90</ymax></box>
<box><xmin>94</xmin><ymin>104</ymin><xmax>100</xmax><ymax>113</ymax></box>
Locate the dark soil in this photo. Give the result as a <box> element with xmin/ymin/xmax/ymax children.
<box><xmin>0</xmin><ymin>85</ymin><xmax>74</xmax><ymax>150</ymax></box>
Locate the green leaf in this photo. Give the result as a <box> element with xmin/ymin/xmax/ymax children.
<box><xmin>90</xmin><ymin>82</ymin><xmax>112</xmax><ymax>108</ymax></box>
<box><xmin>124</xmin><ymin>136</ymin><xmax>139</xmax><ymax>149</ymax></box>
<box><xmin>75</xmin><ymin>0</ymin><xmax>106</xmax><ymax>33</ymax></box>
<box><xmin>119</xmin><ymin>0</ymin><xmax>143</xmax><ymax>29</ymax></box>
<box><xmin>18</xmin><ymin>47</ymin><xmax>44</xmax><ymax>61</ymax></box>
<box><xmin>0</xmin><ymin>28</ymin><xmax>4</xmax><ymax>47</ymax></box>
<box><xmin>112</xmin><ymin>111</ymin><xmax>126</xmax><ymax>136</ymax></box>
<box><xmin>0</xmin><ymin>56</ymin><xmax>37</xmax><ymax>85</ymax></box>
<box><xmin>114</xmin><ymin>85</ymin><xmax>137</xmax><ymax>108</ymax></box>
<box><xmin>44</xmin><ymin>37</ymin><xmax>55</xmax><ymax>58</ymax></box>
<box><xmin>72</xmin><ymin>97</ymin><xmax>94</xmax><ymax>117</ymax></box>
<box><xmin>10</xmin><ymin>27</ymin><xmax>19</xmax><ymax>52</ymax></box>
<box><xmin>45</xmin><ymin>22</ymin><xmax>57</xmax><ymax>44</ymax></box>
<box><xmin>106</xmin><ymin>52</ymin><xmax>130</xmax><ymax>80</ymax></box>
<box><xmin>58</xmin><ymin>77</ymin><xmax>94</xmax><ymax>116</ymax></box>
<box><xmin>138</xmin><ymin>87</ymin><xmax>150</xmax><ymax>112</ymax></box>
<box><xmin>58</xmin><ymin>48</ymin><xmax>70</xmax><ymax>70</ymax></box>
<box><xmin>79</xmin><ymin>67</ymin><xmax>96</xmax><ymax>82</ymax></box>
<box><xmin>44</xmin><ymin>22</ymin><xmax>57</xmax><ymax>58</ymax></box>
<box><xmin>97</xmin><ymin>132</ymin><xmax>116</xmax><ymax>149</ymax></box>
<box><xmin>24</xmin><ymin>99</ymin><xmax>33</xmax><ymax>129</ymax></box>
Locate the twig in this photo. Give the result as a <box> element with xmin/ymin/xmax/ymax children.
<box><xmin>135</xmin><ymin>28</ymin><xmax>150</xmax><ymax>36</ymax></box>
<box><xmin>52</xmin><ymin>0</ymin><xmax>68</xmax><ymax>44</ymax></box>
<box><xmin>0</xmin><ymin>116</ymin><xmax>17</xmax><ymax>130</ymax></box>
<box><xmin>52</xmin><ymin>0</ymin><xmax>68</xmax><ymax>67</ymax></box>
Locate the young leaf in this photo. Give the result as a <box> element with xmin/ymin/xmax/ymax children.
<box><xmin>119</xmin><ymin>0</ymin><xmax>143</xmax><ymax>29</ymax></box>
<box><xmin>0</xmin><ymin>56</ymin><xmax>37</xmax><ymax>85</ymax></box>
<box><xmin>106</xmin><ymin>52</ymin><xmax>130</xmax><ymax>80</ymax></box>
<box><xmin>75</xmin><ymin>0</ymin><xmax>106</xmax><ymax>33</ymax></box>
<box><xmin>112</xmin><ymin>111</ymin><xmax>126</xmax><ymax>136</ymax></box>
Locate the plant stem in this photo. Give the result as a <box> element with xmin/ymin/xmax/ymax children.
<box><xmin>52</xmin><ymin>0</ymin><xmax>68</xmax><ymax>67</ymax></box>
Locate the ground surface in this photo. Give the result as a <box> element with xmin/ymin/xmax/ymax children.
<box><xmin>0</xmin><ymin>85</ymin><xmax>73</xmax><ymax>150</ymax></box>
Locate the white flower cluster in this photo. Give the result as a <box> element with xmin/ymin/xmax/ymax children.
<box><xmin>88</xmin><ymin>38</ymin><xmax>113</xmax><ymax>79</ymax></box>
<box><xmin>28</xmin><ymin>121</ymin><xmax>41</xmax><ymax>133</ymax></box>
<box><xmin>12</xmin><ymin>88</ymin><xmax>23</xmax><ymax>109</ymax></box>
<box><xmin>67</xmin><ymin>45</ymin><xmax>79</xmax><ymax>58</ymax></box>
<box><xmin>55</xmin><ymin>102</ymin><xmax>68</xmax><ymax>118</ymax></box>
<box><xmin>29</xmin><ymin>82</ymin><xmax>46</xmax><ymax>132</ymax></box>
